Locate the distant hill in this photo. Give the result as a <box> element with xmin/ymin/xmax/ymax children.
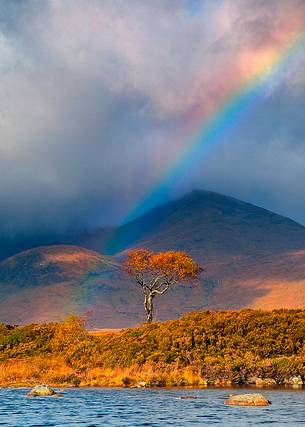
<box><xmin>0</xmin><ymin>246</ymin><xmax>119</xmax><ymax>325</ymax></box>
<box><xmin>1</xmin><ymin>190</ymin><xmax>305</xmax><ymax>326</ymax></box>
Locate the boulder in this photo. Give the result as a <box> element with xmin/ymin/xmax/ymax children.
<box><xmin>284</xmin><ymin>376</ymin><xmax>303</xmax><ymax>386</ymax></box>
<box><xmin>224</xmin><ymin>393</ymin><xmax>271</xmax><ymax>406</ymax></box>
<box><xmin>255</xmin><ymin>378</ymin><xmax>276</xmax><ymax>386</ymax></box>
<box><xmin>27</xmin><ymin>385</ymin><xmax>58</xmax><ymax>397</ymax></box>
<box><xmin>137</xmin><ymin>381</ymin><xmax>147</xmax><ymax>388</ymax></box>
<box><xmin>246</xmin><ymin>376</ymin><xmax>259</xmax><ymax>384</ymax></box>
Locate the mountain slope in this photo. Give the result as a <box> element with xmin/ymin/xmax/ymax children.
<box><xmin>1</xmin><ymin>190</ymin><xmax>305</xmax><ymax>326</ymax></box>
<box><xmin>77</xmin><ymin>190</ymin><xmax>305</xmax><ymax>312</ymax></box>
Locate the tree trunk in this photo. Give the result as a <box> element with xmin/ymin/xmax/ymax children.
<box><xmin>144</xmin><ymin>292</ymin><xmax>154</xmax><ymax>323</ymax></box>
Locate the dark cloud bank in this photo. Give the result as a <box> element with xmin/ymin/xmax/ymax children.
<box><xmin>0</xmin><ymin>0</ymin><xmax>305</xmax><ymax>255</ymax></box>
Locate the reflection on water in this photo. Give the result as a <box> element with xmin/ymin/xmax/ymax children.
<box><xmin>1</xmin><ymin>387</ymin><xmax>305</xmax><ymax>426</ymax></box>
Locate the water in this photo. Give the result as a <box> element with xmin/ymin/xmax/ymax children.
<box><xmin>1</xmin><ymin>387</ymin><xmax>305</xmax><ymax>426</ymax></box>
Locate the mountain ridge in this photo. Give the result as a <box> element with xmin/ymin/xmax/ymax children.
<box><xmin>104</xmin><ymin>189</ymin><xmax>305</xmax><ymax>256</ymax></box>
<box><xmin>1</xmin><ymin>189</ymin><xmax>305</xmax><ymax>262</ymax></box>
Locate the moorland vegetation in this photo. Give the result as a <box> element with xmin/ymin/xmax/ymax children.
<box><xmin>0</xmin><ymin>309</ymin><xmax>305</xmax><ymax>387</ymax></box>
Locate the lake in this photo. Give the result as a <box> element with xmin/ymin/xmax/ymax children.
<box><xmin>1</xmin><ymin>387</ymin><xmax>305</xmax><ymax>426</ymax></box>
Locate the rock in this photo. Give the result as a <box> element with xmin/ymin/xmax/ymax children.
<box><xmin>224</xmin><ymin>393</ymin><xmax>271</xmax><ymax>406</ymax></box>
<box><xmin>180</xmin><ymin>396</ymin><xmax>198</xmax><ymax>399</ymax></box>
<box><xmin>246</xmin><ymin>376</ymin><xmax>259</xmax><ymax>384</ymax></box>
<box><xmin>173</xmin><ymin>379</ymin><xmax>189</xmax><ymax>386</ymax></box>
<box><xmin>284</xmin><ymin>376</ymin><xmax>303</xmax><ymax>386</ymax></box>
<box><xmin>255</xmin><ymin>378</ymin><xmax>277</xmax><ymax>386</ymax></box>
<box><xmin>149</xmin><ymin>378</ymin><xmax>165</xmax><ymax>387</ymax></box>
<box><xmin>291</xmin><ymin>376</ymin><xmax>302</xmax><ymax>385</ymax></box>
<box><xmin>137</xmin><ymin>381</ymin><xmax>147</xmax><ymax>388</ymax></box>
<box><xmin>27</xmin><ymin>384</ymin><xmax>58</xmax><ymax>397</ymax></box>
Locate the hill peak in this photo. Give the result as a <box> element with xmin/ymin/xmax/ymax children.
<box><xmin>105</xmin><ymin>189</ymin><xmax>305</xmax><ymax>255</ymax></box>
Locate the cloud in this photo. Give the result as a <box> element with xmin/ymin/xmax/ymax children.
<box><xmin>0</xmin><ymin>0</ymin><xmax>304</xmax><ymax>239</ymax></box>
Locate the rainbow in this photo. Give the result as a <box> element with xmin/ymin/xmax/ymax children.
<box><xmin>106</xmin><ymin>30</ymin><xmax>305</xmax><ymax>253</ymax></box>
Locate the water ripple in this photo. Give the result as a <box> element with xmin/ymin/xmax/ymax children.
<box><xmin>0</xmin><ymin>388</ymin><xmax>305</xmax><ymax>426</ymax></box>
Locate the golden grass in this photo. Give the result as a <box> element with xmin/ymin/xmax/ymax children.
<box><xmin>0</xmin><ymin>358</ymin><xmax>207</xmax><ymax>388</ymax></box>
<box><xmin>89</xmin><ymin>329</ymin><xmax>122</xmax><ymax>337</ymax></box>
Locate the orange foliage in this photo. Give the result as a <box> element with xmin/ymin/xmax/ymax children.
<box><xmin>150</xmin><ymin>251</ymin><xmax>202</xmax><ymax>281</ymax></box>
<box><xmin>123</xmin><ymin>248</ymin><xmax>202</xmax><ymax>283</ymax></box>
<box><xmin>123</xmin><ymin>248</ymin><xmax>152</xmax><ymax>275</ymax></box>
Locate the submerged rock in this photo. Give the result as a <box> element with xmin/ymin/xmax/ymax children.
<box><xmin>224</xmin><ymin>393</ymin><xmax>271</xmax><ymax>406</ymax></box>
<box><xmin>180</xmin><ymin>396</ymin><xmax>199</xmax><ymax>399</ymax></box>
<box><xmin>27</xmin><ymin>385</ymin><xmax>58</xmax><ymax>397</ymax></box>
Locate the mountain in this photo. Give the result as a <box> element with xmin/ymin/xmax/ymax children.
<box><xmin>1</xmin><ymin>190</ymin><xmax>305</xmax><ymax>326</ymax></box>
<box><xmin>104</xmin><ymin>190</ymin><xmax>305</xmax><ymax>255</ymax></box>
<box><xmin>0</xmin><ymin>246</ymin><xmax>111</xmax><ymax>325</ymax></box>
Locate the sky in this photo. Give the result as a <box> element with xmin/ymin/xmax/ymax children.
<box><xmin>1</xmin><ymin>0</ymin><xmax>305</xmax><ymax>239</ymax></box>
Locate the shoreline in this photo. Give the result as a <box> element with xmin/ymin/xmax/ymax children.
<box><xmin>0</xmin><ymin>383</ymin><xmax>304</xmax><ymax>390</ymax></box>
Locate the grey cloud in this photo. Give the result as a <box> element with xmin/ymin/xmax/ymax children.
<box><xmin>0</xmin><ymin>0</ymin><xmax>304</xmax><ymax>241</ymax></box>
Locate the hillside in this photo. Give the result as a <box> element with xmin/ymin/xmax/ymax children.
<box><xmin>0</xmin><ymin>246</ymin><xmax>116</xmax><ymax>325</ymax></box>
<box><xmin>1</xmin><ymin>190</ymin><xmax>305</xmax><ymax>326</ymax></box>
<box><xmin>1</xmin><ymin>310</ymin><xmax>305</xmax><ymax>387</ymax></box>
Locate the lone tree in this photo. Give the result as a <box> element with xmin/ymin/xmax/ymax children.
<box><xmin>123</xmin><ymin>248</ymin><xmax>202</xmax><ymax>323</ymax></box>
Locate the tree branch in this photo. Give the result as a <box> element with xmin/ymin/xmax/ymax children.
<box><xmin>152</xmin><ymin>284</ymin><xmax>169</xmax><ymax>296</ymax></box>
<box><xmin>148</xmin><ymin>275</ymin><xmax>162</xmax><ymax>291</ymax></box>
<box><xmin>135</xmin><ymin>272</ymin><xmax>145</xmax><ymax>288</ymax></box>
<box><xmin>155</xmin><ymin>277</ymin><xmax>176</xmax><ymax>290</ymax></box>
